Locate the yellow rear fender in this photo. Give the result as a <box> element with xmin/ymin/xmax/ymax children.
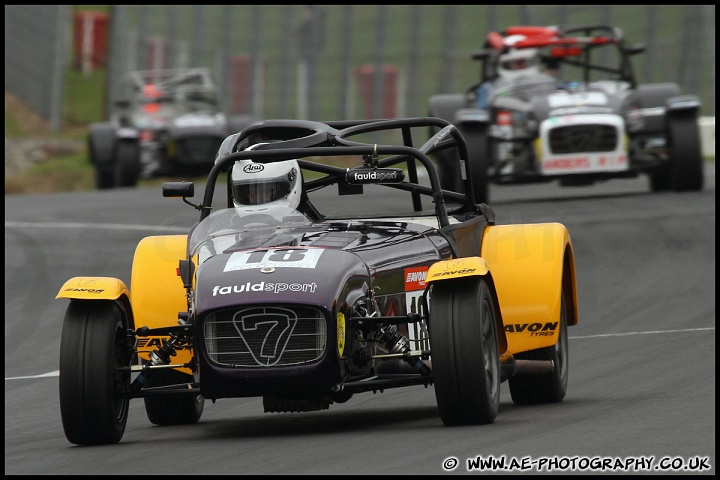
<box><xmin>131</xmin><ymin>235</ymin><xmax>193</xmax><ymax>374</ymax></box>
<box><xmin>481</xmin><ymin>223</ymin><xmax>578</xmax><ymax>355</ymax></box>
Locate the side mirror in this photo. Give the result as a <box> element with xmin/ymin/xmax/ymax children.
<box><xmin>625</xmin><ymin>43</ymin><xmax>645</xmax><ymax>55</ymax></box>
<box><xmin>162</xmin><ymin>181</ymin><xmax>195</xmax><ymax>198</ymax></box>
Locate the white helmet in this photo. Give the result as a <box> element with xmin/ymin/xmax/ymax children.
<box><xmin>497</xmin><ymin>45</ymin><xmax>540</xmax><ymax>81</ymax></box>
<box><xmin>231</xmin><ymin>147</ymin><xmax>302</xmax><ymax>211</ymax></box>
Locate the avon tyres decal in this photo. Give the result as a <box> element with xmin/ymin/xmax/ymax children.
<box><xmin>224</xmin><ymin>247</ymin><xmax>324</xmax><ymax>272</ymax></box>
<box><xmin>138</xmin><ymin>337</ymin><xmax>170</xmax><ymax>349</ymax></box>
<box><xmin>505</xmin><ymin>322</ymin><xmax>558</xmax><ymax>337</ymax></box>
<box><xmin>404</xmin><ymin>267</ymin><xmax>428</xmax><ymax>292</ymax></box>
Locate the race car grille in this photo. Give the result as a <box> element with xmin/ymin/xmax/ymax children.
<box><xmin>203</xmin><ymin>306</ymin><xmax>327</xmax><ymax>367</ymax></box>
<box><xmin>175</xmin><ymin>136</ymin><xmax>224</xmax><ymax>166</ymax></box>
<box><xmin>548</xmin><ymin>125</ymin><xmax>618</xmax><ymax>154</ymax></box>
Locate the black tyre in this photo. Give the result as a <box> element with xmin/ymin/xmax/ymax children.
<box><xmin>429</xmin><ymin>277</ymin><xmax>500</xmax><ymax>425</ymax></box>
<box><xmin>115</xmin><ymin>140</ymin><xmax>141</xmax><ymax>187</ymax></box>
<box><xmin>95</xmin><ymin>167</ymin><xmax>116</xmax><ymax>190</ymax></box>
<box><xmin>144</xmin><ymin>369</ymin><xmax>204</xmax><ymax>426</ymax></box>
<box><xmin>649</xmin><ymin>163</ymin><xmax>673</xmax><ymax>192</ymax></box>
<box><xmin>59</xmin><ymin>300</ymin><xmax>132</xmax><ymax>445</ymax></box>
<box><xmin>508</xmin><ymin>295</ymin><xmax>569</xmax><ymax>405</ymax></box>
<box><xmin>427</xmin><ymin>117</ymin><xmax>463</xmax><ymax>193</ymax></box>
<box><xmin>89</xmin><ymin>124</ymin><xmax>118</xmax><ymax>190</ymax></box>
<box><xmin>667</xmin><ymin>112</ymin><xmax>704</xmax><ymax>191</ymax></box>
<box><xmin>458</xmin><ymin>123</ymin><xmax>490</xmax><ymax>204</ymax></box>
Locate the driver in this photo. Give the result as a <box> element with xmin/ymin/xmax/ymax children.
<box><xmin>141</xmin><ymin>83</ymin><xmax>163</xmax><ymax>114</ymax></box>
<box><xmin>231</xmin><ymin>157</ymin><xmax>302</xmax><ymax>211</ymax></box>
<box><xmin>497</xmin><ymin>47</ymin><xmax>540</xmax><ymax>81</ymax></box>
<box><xmin>228</xmin><ymin>142</ymin><xmax>324</xmax><ymax>222</ymax></box>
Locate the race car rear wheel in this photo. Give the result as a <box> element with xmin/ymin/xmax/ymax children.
<box><xmin>508</xmin><ymin>294</ymin><xmax>569</xmax><ymax>405</ymax></box>
<box><xmin>458</xmin><ymin>123</ymin><xmax>490</xmax><ymax>204</ymax></box>
<box><xmin>59</xmin><ymin>300</ymin><xmax>132</xmax><ymax>445</ymax></box>
<box><xmin>427</xmin><ymin>94</ymin><xmax>467</xmax><ymax>193</ymax></box>
<box><xmin>429</xmin><ymin>277</ymin><xmax>500</xmax><ymax>425</ymax></box>
<box><xmin>144</xmin><ymin>369</ymin><xmax>204</xmax><ymax>426</ymax></box>
<box><xmin>427</xmin><ymin>121</ymin><xmax>464</xmax><ymax>193</ymax></box>
<box><xmin>667</xmin><ymin>111</ymin><xmax>704</xmax><ymax>191</ymax></box>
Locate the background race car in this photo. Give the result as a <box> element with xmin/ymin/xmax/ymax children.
<box><xmin>57</xmin><ymin>117</ymin><xmax>578</xmax><ymax>445</ymax></box>
<box><xmin>88</xmin><ymin>68</ymin><xmax>255</xmax><ymax>189</ymax></box>
<box><xmin>429</xmin><ymin>25</ymin><xmax>705</xmax><ymax>204</ymax></box>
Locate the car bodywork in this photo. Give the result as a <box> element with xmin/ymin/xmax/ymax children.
<box><xmin>88</xmin><ymin>68</ymin><xmax>254</xmax><ymax>189</ymax></box>
<box><xmin>429</xmin><ymin>25</ymin><xmax>704</xmax><ymax>204</ymax></box>
<box><xmin>57</xmin><ymin>117</ymin><xmax>578</xmax><ymax>445</ymax></box>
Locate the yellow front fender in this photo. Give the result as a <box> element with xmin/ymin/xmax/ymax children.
<box><xmin>427</xmin><ymin>256</ymin><xmax>489</xmax><ymax>281</ymax></box>
<box><xmin>56</xmin><ymin>276</ymin><xmax>129</xmax><ymax>300</ymax></box>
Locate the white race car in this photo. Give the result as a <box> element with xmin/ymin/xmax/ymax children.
<box><xmin>429</xmin><ymin>24</ymin><xmax>704</xmax><ymax>203</ymax></box>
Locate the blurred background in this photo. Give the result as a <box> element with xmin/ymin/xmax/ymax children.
<box><xmin>4</xmin><ymin>5</ymin><xmax>716</xmax><ymax>133</ymax></box>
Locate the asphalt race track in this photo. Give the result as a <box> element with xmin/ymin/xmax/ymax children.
<box><xmin>5</xmin><ymin>164</ymin><xmax>715</xmax><ymax>475</ymax></box>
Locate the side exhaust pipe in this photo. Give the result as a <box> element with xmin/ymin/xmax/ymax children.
<box><xmin>501</xmin><ymin>357</ymin><xmax>554</xmax><ymax>380</ymax></box>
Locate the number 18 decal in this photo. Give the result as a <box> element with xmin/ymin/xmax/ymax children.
<box><xmin>224</xmin><ymin>248</ymin><xmax>325</xmax><ymax>272</ymax></box>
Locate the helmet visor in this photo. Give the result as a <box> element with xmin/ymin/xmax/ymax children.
<box><xmin>233</xmin><ymin>177</ymin><xmax>291</xmax><ymax>205</ymax></box>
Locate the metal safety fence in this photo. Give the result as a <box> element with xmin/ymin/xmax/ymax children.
<box><xmin>4</xmin><ymin>5</ymin><xmax>716</xmax><ymax>132</ymax></box>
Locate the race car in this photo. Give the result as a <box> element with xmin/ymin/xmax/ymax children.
<box><xmin>88</xmin><ymin>68</ymin><xmax>254</xmax><ymax>189</ymax></box>
<box><xmin>429</xmin><ymin>25</ymin><xmax>705</xmax><ymax>203</ymax></box>
<box><xmin>56</xmin><ymin>117</ymin><xmax>578</xmax><ymax>445</ymax></box>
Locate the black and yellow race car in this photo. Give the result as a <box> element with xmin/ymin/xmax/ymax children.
<box><xmin>57</xmin><ymin>117</ymin><xmax>578</xmax><ymax>445</ymax></box>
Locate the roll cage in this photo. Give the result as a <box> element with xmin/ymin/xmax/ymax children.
<box><xmin>473</xmin><ymin>24</ymin><xmax>645</xmax><ymax>88</ymax></box>
<box><xmin>163</xmin><ymin>117</ymin><xmax>483</xmax><ymax>229</ymax></box>
<box><xmin>114</xmin><ymin>68</ymin><xmax>221</xmax><ymax>114</ymax></box>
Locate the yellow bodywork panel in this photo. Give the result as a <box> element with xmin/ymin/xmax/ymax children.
<box><xmin>427</xmin><ymin>256</ymin><xmax>489</xmax><ymax>281</ymax></box>
<box><xmin>481</xmin><ymin>222</ymin><xmax>577</xmax><ymax>354</ymax></box>
<box><xmin>56</xmin><ymin>276</ymin><xmax>129</xmax><ymax>300</ymax></box>
<box><xmin>130</xmin><ymin>235</ymin><xmax>192</xmax><ymax>373</ymax></box>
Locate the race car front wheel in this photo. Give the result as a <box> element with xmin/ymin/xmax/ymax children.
<box><xmin>115</xmin><ymin>140</ymin><xmax>140</xmax><ymax>187</ymax></box>
<box><xmin>508</xmin><ymin>294</ymin><xmax>569</xmax><ymax>404</ymax></box>
<box><xmin>667</xmin><ymin>111</ymin><xmax>704</xmax><ymax>191</ymax></box>
<box><xmin>59</xmin><ymin>300</ymin><xmax>132</xmax><ymax>445</ymax></box>
<box><xmin>93</xmin><ymin>141</ymin><xmax>140</xmax><ymax>189</ymax></box>
<box><xmin>429</xmin><ymin>277</ymin><xmax>500</xmax><ymax>425</ymax></box>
